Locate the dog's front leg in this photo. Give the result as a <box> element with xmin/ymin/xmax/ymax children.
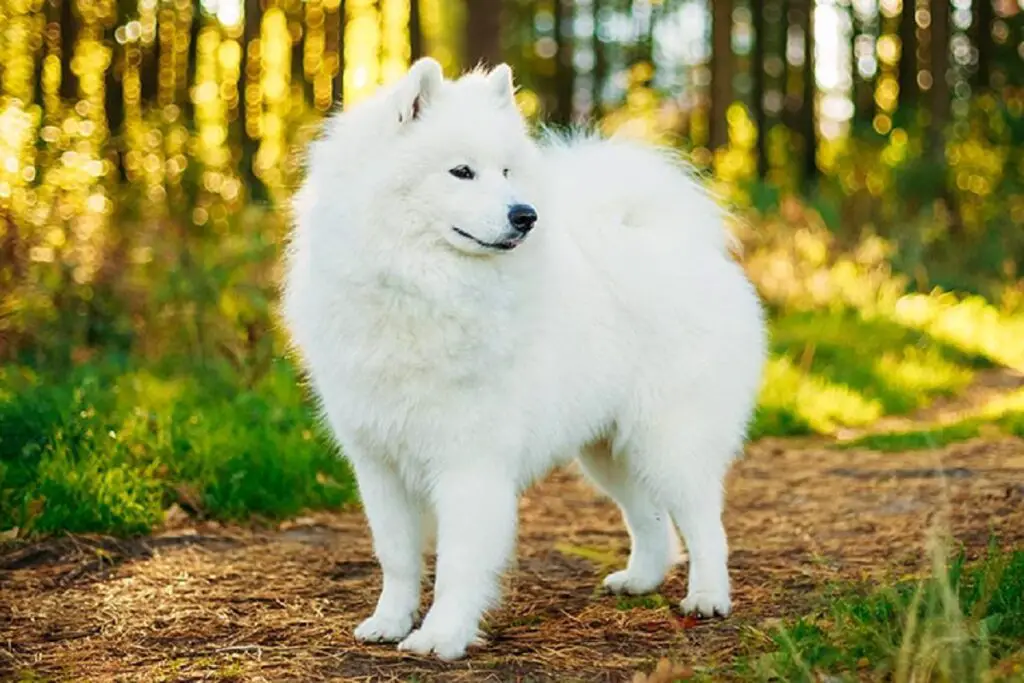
<box><xmin>350</xmin><ymin>457</ymin><xmax>423</xmax><ymax>643</ymax></box>
<box><xmin>398</xmin><ymin>467</ymin><xmax>517</xmax><ymax>660</ymax></box>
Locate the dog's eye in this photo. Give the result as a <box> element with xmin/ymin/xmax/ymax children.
<box><xmin>503</xmin><ymin>168</ymin><xmax>509</xmax><ymax>178</ymax></box>
<box><xmin>449</xmin><ymin>165</ymin><xmax>475</xmax><ymax>180</ymax></box>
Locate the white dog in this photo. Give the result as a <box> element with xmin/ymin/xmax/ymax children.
<box><xmin>281</xmin><ymin>58</ymin><xmax>766</xmax><ymax>661</ymax></box>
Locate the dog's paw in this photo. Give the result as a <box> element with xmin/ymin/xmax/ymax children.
<box><xmin>601</xmin><ymin>569</ymin><xmax>663</xmax><ymax>595</ymax></box>
<box><xmin>680</xmin><ymin>590</ymin><xmax>731</xmax><ymax>618</ymax></box>
<box><xmin>397</xmin><ymin>622</ymin><xmax>479</xmax><ymax>661</ymax></box>
<box><xmin>354</xmin><ymin>612</ymin><xmax>416</xmax><ymax>643</ymax></box>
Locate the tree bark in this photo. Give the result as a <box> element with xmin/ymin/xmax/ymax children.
<box><xmin>185</xmin><ymin>0</ymin><xmax>202</xmax><ymax>120</ymax></box>
<box><xmin>752</xmin><ymin>0</ymin><xmax>768</xmax><ymax>177</ymax></box>
<box><xmin>552</xmin><ymin>0</ymin><xmax>574</xmax><ymax>125</ymax></box>
<box><xmin>929</xmin><ymin>0</ymin><xmax>950</xmax><ymax>149</ymax></box>
<box><xmin>409</xmin><ymin>0</ymin><xmax>423</xmax><ymax>61</ymax></box>
<box><xmin>898</xmin><ymin>0</ymin><xmax>918</xmax><ymax>109</ymax></box>
<box><xmin>928</xmin><ymin>0</ymin><xmax>960</xmax><ymax>229</ymax></box>
<box><xmin>851</xmin><ymin>6</ymin><xmax>874</xmax><ymax>125</ymax></box>
<box><xmin>592</xmin><ymin>0</ymin><xmax>606</xmax><ymax>115</ymax></box>
<box><xmin>292</xmin><ymin>4</ymin><xmax>308</xmax><ymax>103</ymax></box>
<box><xmin>240</xmin><ymin>0</ymin><xmax>260</xmax><ymax>131</ymax></box>
<box><xmin>59</xmin><ymin>0</ymin><xmax>78</xmax><ymax>99</ymax></box>
<box><xmin>240</xmin><ymin>0</ymin><xmax>266</xmax><ymax>201</ymax></box>
<box><xmin>105</xmin><ymin>27</ymin><xmax>126</xmax><ymax>180</ymax></box>
<box><xmin>972</xmin><ymin>0</ymin><xmax>992</xmax><ymax>91</ymax></box>
<box><xmin>333</xmin><ymin>0</ymin><xmax>346</xmax><ymax>103</ymax></box>
<box><xmin>800</xmin><ymin>0</ymin><xmax>816</xmax><ymax>188</ymax></box>
<box><xmin>465</xmin><ymin>0</ymin><xmax>502</xmax><ymax>68</ymax></box>
<box><xmin>140</xmin><ymin>2</ymin><xmax>160</xmax><ymax>102</ymax></box>
<box><xmin>710</xmin><ymin>0</ymin><xmax>733</xmax><ymax>150</ymax></box>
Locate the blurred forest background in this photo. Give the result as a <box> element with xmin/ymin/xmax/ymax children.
<box><xmin>4</xmin><ymin>5</ymin><xmax>1024</xmax><ymax>679</ymax></box>
<box><xmin>2</xmin><ymin>0</ymin><xmax>1024</xmax><ymax>537</ymax></box>
<box><xmin>1</xmin><ymin>0</ymin><xmax>1023</xmax><ymax>365</ymax></box>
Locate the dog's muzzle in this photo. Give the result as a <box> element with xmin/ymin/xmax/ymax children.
<box><xmin>452</xmin><ymin>203</ymin><xmax>539</xmax><ymax>252</ymax></box>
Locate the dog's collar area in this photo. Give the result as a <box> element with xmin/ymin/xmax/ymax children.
<box><xmin>451</xmin><ymin>226</ymin><xmax>521</xmax><ymax>251</ymax></box>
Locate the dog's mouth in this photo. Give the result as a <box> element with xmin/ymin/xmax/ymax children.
<box><xmin>451</xmin><ymin>227</ymin><xmax>524</xmax><ymax>252</ymax></box>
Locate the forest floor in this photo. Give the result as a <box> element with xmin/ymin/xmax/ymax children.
<box><xmin>4</xmin><ymin>373</ymin><xmax>1024</xmax><ymax>682</ymax></box>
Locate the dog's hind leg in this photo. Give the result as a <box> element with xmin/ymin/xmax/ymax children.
<box><xmin>578</xmin><ymin>441</ymin><xmax>678</xmax><ymax>595</ymax></box>
<box><xmin>637</xmin><ymin>424</ymin><xmax>735</xmax><ymax>618</ymax></box>
<box><xmin>349</xmin><ymin>456</ymin><xmax>423</xmax><ymax>643</ymax></box>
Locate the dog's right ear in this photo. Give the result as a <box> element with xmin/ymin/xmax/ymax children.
<box><xmin>487</xmin><ymin>63</ymin><xmax>516</xmax><ymax>106</ymax></box>
<box><xmin>395</xmin><ymin>57</ymin><xmax>443</xmax><ymax>124</ymax></box>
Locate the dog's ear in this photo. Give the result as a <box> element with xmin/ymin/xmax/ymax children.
<box><xmin>487</xmin><ymin>63</ymin><xmax>516</xmax><ymax>106</ymax></box>
<box><xmin>396</xmin><ymin>57</ymin><xmax>443</xmax><ymax>124</ymax></box>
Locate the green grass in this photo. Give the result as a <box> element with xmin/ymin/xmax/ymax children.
<box><xmin>2</xmin><ymin>293</ymin><xmax>1022</xmax><ymax>538</ymax></box>
<box><xmin>615</xmin><ymin>594</ymin><xmax>670</xmax><ymax>611</ymax></box>
<box><xmin>836</xmin><ymin>421</ymin><xmax>985</xmax><ymax>452</ymax></box>
<box><xmin>999</xmin><ymin>412</ymin><xmax>1024</xmax><ymax>439</ymax></box>
<box><xmin>750</xmin><ymin>308</ymin><xmax>992</xmax><ymax>439</ymax></box>
<box><xmin>0</xmin><ymin>357</ymin><xmax>355</xmax><ymax>536</ymax></box>
<box><xmin>740</xmin><ymin>544</ymin><xmax>1024</xmax><ymax>682</ymax></box>
<box><xmin>834</xmin><ymin>408</ymin><xmax>1024</xmax><ymax>453</ymax></box>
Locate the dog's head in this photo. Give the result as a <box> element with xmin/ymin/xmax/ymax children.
<box><xmin>372</xmin><ymin>59</ymin><xmax>541</xmax><ymax>256</ymax></box>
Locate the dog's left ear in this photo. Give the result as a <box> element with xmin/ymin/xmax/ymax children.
<box><xmin>487</xmin><ymin>63</ymin><xmax>516</xmax><ymax>106</ymax></box>
<box><xmin>396</xmin><ymin>57</ymin><xmax>444</xmax><ymax>124</ymax></box>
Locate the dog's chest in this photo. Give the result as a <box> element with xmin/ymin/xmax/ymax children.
<box><xmin>310</xmin><ymin>292</ymin><xmax>518</xmax><ymax>441</ymax></box>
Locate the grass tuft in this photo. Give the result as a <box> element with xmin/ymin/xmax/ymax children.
<box><xmin>746</xmin><ymin>543</ymin><xmax>1024</xmax><ymax>682</ymax></box>
<box><xmin>0</xmin><ymin>359</ymin><xmax>355</xmax><ymax>536</ymax></box>
<box><xmin>751</xmin><ymin>308</ymin><xmax>996</xmax><ymax>438</ymax></box>
<box><xmin>836</xmin><ymin>421</ymin><xmax>984</xmax><ymax>452</ymax></box>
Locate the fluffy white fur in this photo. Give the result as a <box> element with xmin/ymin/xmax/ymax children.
<box><xmin>281</xmin><ymin>58</ymin><xmax>767</xmax><ymax>661</ymax></box>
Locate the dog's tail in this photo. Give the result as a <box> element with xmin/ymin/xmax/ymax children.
<box><xmin>539</xmin><ymin>130</ymin><xmax>738</xmax><ymax>256</ymax></box>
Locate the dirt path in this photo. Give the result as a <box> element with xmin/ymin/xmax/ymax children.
<box><xmin>3</xmin><ymin>437</ymin><xmax>1024</xmax><ymax>682</ymax></box>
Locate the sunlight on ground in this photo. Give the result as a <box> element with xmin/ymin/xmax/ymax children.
<box><xmin>745</xmin><ymin>222</ymin><xmax>1024</xmax><ymax>438</ymax></box>
<box><xmin>757</xmin><ymin>355</ymin><xmax>882</xmax><ymax>436</ymax></box>
<box><xmin>756</xmin><ymin>293</ymin><xmax>1022</xmax><ymax>438</ymax></box>
<box><xmin>891</xmin><ymin>294</ymin><xmax>1024</xmax><ymax>373</ymax></box>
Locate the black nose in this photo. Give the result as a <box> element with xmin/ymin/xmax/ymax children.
<box><xmin>508</xmin><ymin>204</ymin><xmax>538</xmax><ymax>234</ymax></box>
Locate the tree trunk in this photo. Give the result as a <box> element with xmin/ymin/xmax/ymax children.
<box><xmin>710</xmin><ymin>0</ymin><xmax>733</xmax><ymax>150</ymax></box>
<box><xmin>465</xmin><ymin>0</ymin><xmax>502</xmax><ymax>68</ymax></box>
<box><xmin>377</xmin><ymin>0</ymin><xmax>385</xmax><ymax>83</ymax></box>
<box><xmin>752</xmin><ymin>0</ymin><xmax>768</xmax><ymax>178</ymax></box>
<box><xmin>141</xmin><ymin>2</ymin><xmax>159</xmax><ymax>102</ymax></box>
<box><xmin>781</xmin><ymin>0</ymin><xmax>798</xmax><ymax>129</ymax></box>
<box><xmin>240</xmin><ymin>0</ymin><xmax>261</xmax><ymax>130</ymax></box>
<box><xmin>929</xmin><ymin>0</ymin><xmax>950</xmax><ymax>151</ymax></box>
<box><xmin>898</xmin><ymin>0</ymin><xmax>918</xmax><ymax>109</ymax></box>
<box><xmin>105</xmin><ymin>27</ymin><xmax>126</xmax><ymax>181</ymax></box>
<box><xmin>633</xmin><ymin>0</ymin><xmax>655</xmax><ymax>67</ymax></box>
<box><xmin>409</xmin><ymin>0</ymin><xmax>423</xmax><ymax>61</ymax></box>
<box><xmin>851</xmin><ymin>6</ymin><xmax>874</xmax><ymax>125</ymax></box>
<box><xmin>291</xmin><ymin>4</ymin><xmax>308</xmax><ymax>103</ymax></box>
<box><xmin>105</xmin><ymin>28</ymin><xmax>124</xmax><ymax>136</ymax></box>
<box><xmin>800</xmin><ymin>0</ymin><xmax>816</xmax><ymax>188</ymax></box>
<box><xmin>59</xmin><ymin>0</ymin><xmax>78</xmax><ymax>99</ymax></box>
<box><xmin>552</xmin><ymin>0</ymin><xmax>574</xmax><ymax>125</ymax></box>
<box><xmin>333</xmin><ymin>0</ymin><xmax>346</xmax><ymax>103</ymax></box>
<box><xmin>928</xmin><ymin>0</ymin><xmax>959</xmax><ymax>229</ymax></box>
<box><xmin>185</xmin><ymin>0</ymin><xmax>202</xmax><ymax>120</ymax></box>
<box><xmin>240</xmin><ymin>0</ymin><xmax>266</xmax><ymax>201</ymax></box>
<box><xmin>972</xmin><ymin>0</ymin><xmax>992</xmax><ymax>91</ymax></box>
<box><xmin>592</xmin><ymin>0</ymin><xmax>606</xmax><ymax>115</ymax></box>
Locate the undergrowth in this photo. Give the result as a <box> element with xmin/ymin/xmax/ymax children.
<box><xmin>3</xmin><ymin>217</ymin><xmax>1024</xmax><ymax>537</ymax></box>
<box><xmin>837</xmin><ymin>422</ymin><xmax>986</xmax><ymax>452</ymax></box>
<box><xmin>742</xmin><ymin>543</ymin><xmax>1024</xmax><ymax>682</ymax></box>
<box><xmin>0</xmin><ymin>358</ymin><xmax>354</xmax><ymax>536</ymax></box>
<box><xmin>3</xmin><ymin>290</ymin><xmax>1023</xmax><ymax>537</ymax></box>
